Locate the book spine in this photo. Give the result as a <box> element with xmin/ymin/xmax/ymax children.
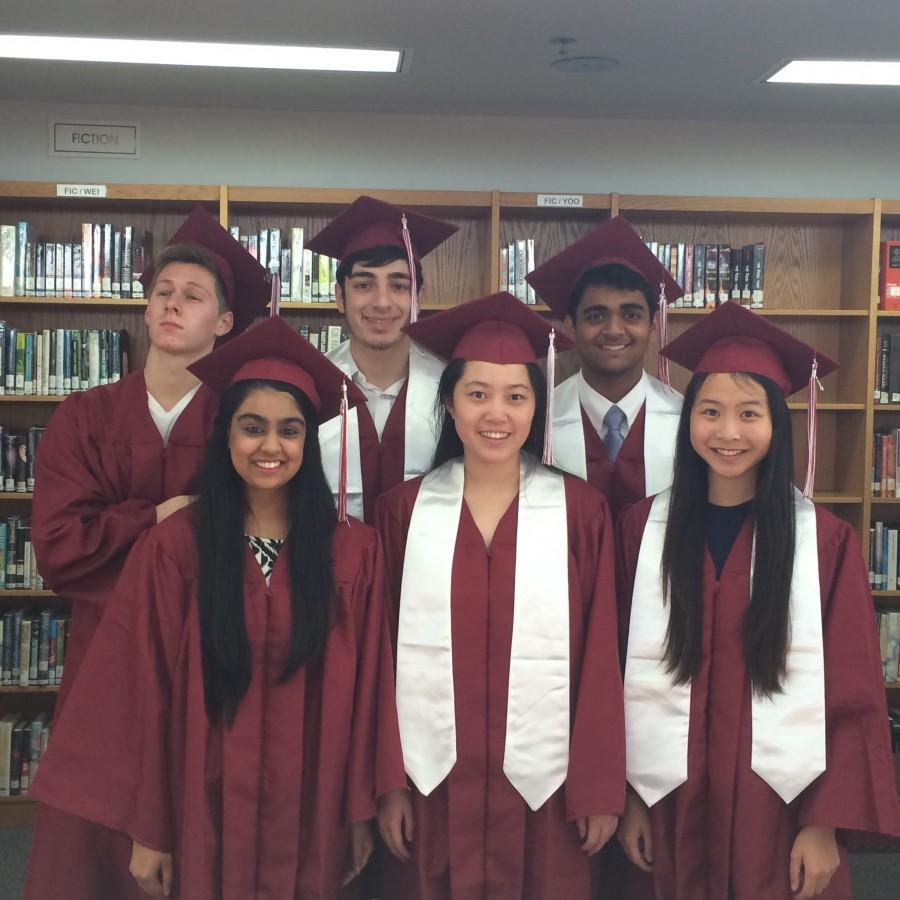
<box><xmin>880</xmin><ymin>334</ymin><xmax>891</xmax><ymax>404</ymax></box>
<box><xmin>101</xmin><ymin>224</ymin><xmax>113</xmax><ymax>297</ymax></box>
<box><xmin>81</xmin><ymin>224</ymin><xmax>93</xmax><ymax>297</ymax></box>
<box><xmin>717</xmin><ymin>245</ymin><xmax>731</xmax><ymax>305</ymax></box>
<box><xmin>24</xmin><ymin>241</ymin><xmax>35</xmax><ymax>296</ymax></box>
<box><xmin>514</xmin><ymin>239</ymin><xmax>527</xmax><ymax>302</ymax></box>
<box><xmin>301</xmin><ymin>250</ymin><xmax>313</xmax><ymax>302</ymax></box>
<box><xmin>34</xmin><ymin>243</ymin><xmax>45</xmax><ymax>298</ymax></box>
<box><xmin>15</xmin><ymin>222</ymin><xmax>33</xmax><ymax>297</ymax></box>
<box><xmin>72</xmin><ymin>244</ymin><xmax>83</xmax><ymax>298</ymax></box>
<box><xmin>63</xmin><ymin>244</ymin><xmax>73</xmax><ymax>298</ymax></box>
<box><xmin>290</xmin><ymin>227</ymin><xmax>304</xmax><ymax>300</ymax></box>
<box><xmin>111</xmin><ymin>229</ymin><xmax>122</xmax><ymax>298</ymax></box>
<box><xmin>526</xmin><ymin>239</ymin><xmax>536</xmax><ymax>304</ymax></box>
<box><xmin>0</xmin><ymin>226</ymin><xmax>15</xmax><ymax>297</ymax></box>
<box><xmin>54</xmin><ymin>244</ymin><xmax>64</xmax><ymax>296</ymax></box>
<box><xmin>92</xmin><ymin>224</ymin><xmax>102</xmax><ymax>296</ymax></box>
<box><xmin>751</xmin><ymin>243</ymin><xmax>766</xmax><ymax>308</ymax></box>
<box><xmin>121</xmin><ymin>226</ymin><xmax>133</xmax><ymax>298</ymax></box>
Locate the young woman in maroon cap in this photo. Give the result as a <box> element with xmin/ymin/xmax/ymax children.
<box><xmin>24</xmin><ymin>206</ymin><xmax>272</xmax><ymax>900</ymax></box>
<box><xmin>30</xmin><ymin>317</ymin><xmax>406</xmax><ymax>900</ymax></box>
<box><xmin>616</xmin><ymin>303</ymin><xmax>900</xmax><ymax>900</ymax></box>
<box><xmin>374</xmin><ymin>292</ymin><xmax>625</xmax><ymax>900</ymax></box>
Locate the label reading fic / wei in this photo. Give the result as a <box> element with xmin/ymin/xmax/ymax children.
<box><xmin>56</xmin><ymin>184</ymin><xmax>108</xmax><ymax>198</ymax></box>
<box><xmin>536</xmin><ymin>194</ymin><xmax>584</xmax><ymax>208</ymax></box>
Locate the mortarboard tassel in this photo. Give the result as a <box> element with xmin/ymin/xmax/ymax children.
<box><xmin>802</xmin><ymin>358</ymin><xmax>823</xmax><ymax>499</ymax></box>
<box><xmin>268</xmin><ymin>259</ymin><xmax>281</xmax><ymax>317</ymax></box>
<box><xmin>542</xmin><ymin>328</ymin><xmax>557</xmax><ymax>466</ymax></box>
<box><xmin>657</xmin><ymin>280</ymin><xmax>671</xmax><ymax>388</ymax></box>
<box><xmin>401</xmin><ymin>212</ymin><xmax>419</xmax><ymax>324</ymax></box>
<box><xmin>338</xmin><ymin>380</ymin><xmax>350</xmax><ymax>523</ymax></box>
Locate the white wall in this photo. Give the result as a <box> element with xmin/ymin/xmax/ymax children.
<box><xmin>3</xmin><ymin>100</ymin><xmax>900</xmax><ymax>198</ymax></box>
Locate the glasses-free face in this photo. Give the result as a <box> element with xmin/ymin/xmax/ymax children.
<box><xmin>566</xmin><ymin>284</ymin><xmax>655</xmax><ymax>384</ymax></box>
<box><xmin>690</xmin><ymin>373</ymin><xmax>773</xmax><ymax>501</ymax></box>
<box><xmin>446</xmin><ymin>360</ymin><xmax>536</xmax><ymax>467</ymax></box>
<box><xmin>336</xmin><ymin>259</ymin><xmax>413</xmax><ymax>351</ymax></box>
<box><xmin>144</xmin><ymin>262</ymin><xmax>233</xmax><ymax>356</ymax></box>
<box><xmin>228</xmin><ymin>387</ymin><xmax>306</xmax><ymax>497</ymax></box>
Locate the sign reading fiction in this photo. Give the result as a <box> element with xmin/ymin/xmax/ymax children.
<box><xmin>50</xmin><ymin>121</ymin><xmax>140</xmax><ymax>159</ymax></box>
<box><xmin>536</xmin><ymin>194</ymin><xmax>584</xmax><ymax>208</ymax></box>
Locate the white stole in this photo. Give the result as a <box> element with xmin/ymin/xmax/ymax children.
<box><xmin>395</xmin><ymin>458</ymin><xmax>571</xmax><ymax>810</ymax></box>
<box><xmin>551</xmin><ymin>373</ymin><xmax>681</xmax><ymax>496</ymax></box>
<box><xmin>624</xmin><ymin>489</ymin><xmax>826</xmax><ymax>807</ymax></box>
<box><xmin>319</xmin><ymin>342</ymin><xmax>444</xmax><ymax>519</ymax></box>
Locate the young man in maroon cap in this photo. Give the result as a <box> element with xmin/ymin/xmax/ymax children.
<box><xmin>527</xmin><ymin>216</ymin><xmax>684</xmax><ymax>516</ymax></box>
<box><xmin>23</xmin><ymin>206</ymin><xmax>270</xmax><ymax>900</ymax></box>
<box><xmin>307</xmin><ymin>195</ymin><xmax>457</xmax><ymax>523</ymax></box>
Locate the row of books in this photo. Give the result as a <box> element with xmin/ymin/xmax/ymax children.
<box><xmin>0</xmin><ymin>428</ymin><xmax>43</xmax><ymax>494</ymax></box>
<box><xmin>0</xmin><ymin>221</ymin><xmax>152</xmax><ymax>299</ymax></box>
<box><xmin>871</xmin><ymin>432</ymin><xmax>900</xmax><ymax>498</ymax></box>
<box><xmin>499</xmin><ymin>240</ymin><xmax>536</xmax><ymax>304</ymax></box>
<box><xmin>229</xmin><ymin>227</ymin><xmax>339</xmax><ymax>303</ymax></box>
<box><xmin>879</xmin><ymin>241</ymin><xmax>900</xmax><ymax>310</ymax></box>
<box><xmin>643</xmin><ymin>241</ymin><xmax>767</xmax><ymax>309</ymax></box>
<box><xmin>0</xmin><ymin>323</ymin><xmax>128</xmax><ymax>396</ymax></box>
<box><xmin>874</xmin><ymin>331</ymin><xmax>900</xmax><ymax>403</ymax></box>
<box><xmin>1</xmin><ymin>610</ymin><xmax>68</xmax><ymax>687</ymax></box>
<box><xmin>878</xmin><ymin>611</ymin><xmax>900</xmax><ymax>684</ymax></box>
<box><xmin>870</xmin><ymin>521</ymin><xmax>900</xmax><ymax>588</ymax></box>
<box><xmin>1</xmin><ymin>516</ymin><xmax>43</xmax><ymax>590</ymax></box>
<box><xmin>297</xmin><ymin>324</ymin><xmax>349</xmax><ymax>354</ymax></box>
<box><xmin>0</xmin><ymin>713</ymin><xmax>50</xmax><ymax>797</ymax></box>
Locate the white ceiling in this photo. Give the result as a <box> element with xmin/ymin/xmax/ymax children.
<box><xmin>3</xmin><ymin>0</ymin><xmax>900</xmax><ymax>123</ymax></box>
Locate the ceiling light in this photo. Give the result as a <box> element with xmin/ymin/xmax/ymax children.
<box><xmin>0</xmin><ymin>34</ymin><xmax>403</xmax><ymax>73</ymax></box>
<box><xmin>549</xmin><ymin>36</ymin><xmax>619</xmax><ymax>75</ymax></box>
<box><xmin>768</xmin><ymin>60</ymin><xmax>900</xmax><ymax>86</ymax></box>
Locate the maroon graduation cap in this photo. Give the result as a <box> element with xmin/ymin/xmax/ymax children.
<box><xmin>141</xmin><ymin>206</ymin><xmax>270</xmax><ymax>340</ymax></box>
<box><xmin>405</xmin><ymin>292</ymin><xmax>573</xmax><ymax>464</ymax></box>
<box><xmin>525</xmin><ymin>214</ymin><xmax>684</xmax><ymax>319</ymax></box>
<box><xmin>660</xmin><ymin>301</ymin><xmax>838</xmax><ymax>496</ymax></box>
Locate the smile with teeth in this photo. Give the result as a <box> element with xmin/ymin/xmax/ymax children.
<box><xmin>713</xmin><ymin>448</ymin><xmax>745</xmax><ymax>456</ymax></box>
<box><xmin>599</xmin><ymin>343</ymin><xmax>629</xmax><ymax>350</ymax></box>
<box><xmin>253</xmin><ymin>460</ymin><xmax>284</xmax><ymax>469</ymax></box>
<box><xmin>479</xmin><ymin>431</ymin><xmax>511</xmax><ymax>440</ymax></box>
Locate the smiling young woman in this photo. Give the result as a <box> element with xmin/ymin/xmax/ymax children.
<box><xmin>374</xmin><ymin>292</ymin><xmax>626</xmax><ymax>900</ymax></box>
<box><xmin>29</xmin><ymin>317</ymin><xmax>406</xmax><ymax>900</ymax></box>
<box><xmin>615</xmin><ymin>302</ymin><xmax>900</xmax><ymax>900</ymax></box>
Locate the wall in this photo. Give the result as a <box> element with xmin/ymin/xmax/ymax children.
<box><xmin>3</xmin><ymin>100</ymin><xmax>900</xmax><ymax>198</ymax></box>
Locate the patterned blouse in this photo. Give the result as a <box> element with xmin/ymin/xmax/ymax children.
<box><xmin>246</xmin><ymin>535</ymin><xmax>284</xmax><ymax>585</ymax></box>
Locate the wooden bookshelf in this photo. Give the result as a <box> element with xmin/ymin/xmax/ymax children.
<box><xmin>1</xmin><ymin>182</ymin><xmax>899</xmax><ymax>825</ymax></box>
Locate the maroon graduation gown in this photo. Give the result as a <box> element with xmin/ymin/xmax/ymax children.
<box><xmin>616</xmin><ymin>499</ymin><xmax>900</xmax><ymax>900</ymax></box>
<box><xmin>582</xmin><ymin>407</ymin><xmax>646</xmax><ymax>517</ymax></box>
<box><xmin>375</xmin><ymin>473</ymin><xmax>625</xmax><ymax>900</ymax></box>
<box><xmin>24</xmin><ymin>370</ymin><xmax>218</xmax><ymax>900</ymax></box>
<box><xmin>31</xmin><ymin>507</ymin><xmax>406</xmax><ymax>900</ymax></box>
<box><xmin>357</xmin><ymin>379</ymin><xmax>410</xmax><ymax>523</ymax></box>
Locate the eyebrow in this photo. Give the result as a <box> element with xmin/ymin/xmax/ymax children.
<box><xmin>236</xmin><ymin>413</ymin><xmax>306</xmax><ymax>425</ymax></box>
<box><xmin>348</xmin><ymin>270</ymin><xmax>410</xmax><ymax>280</ymax></box>
<box><xmin>697</xmin><ymin>398</ymin><xmax>765</xmax><ymax>407</ymax></box>
<box><xmin>463</xmin><ymin>380</ymin><xmax>532</xmax><ymax>391</ymax></box>
<box><xmin>154</xmin><ymin>278</ymin><xmax>211</xmax><ymax>291</ymax></box>
<box><xmin>581</xmin><ymin>302</ymin><xmax>647</xmax><ymax>314</ymax></box>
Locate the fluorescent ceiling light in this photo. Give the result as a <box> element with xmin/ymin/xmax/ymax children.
<box><xmin>0</xmin><ymin>34</ymin><xmax>403</xmax><ymax>72</ymax></box>
<box><xmin>768</xmin><ymin>60</ymin><xmax>900</xmax><ymax>86</ymax></box>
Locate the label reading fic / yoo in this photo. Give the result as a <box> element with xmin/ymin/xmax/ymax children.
<box><xmin>56</xmin><ymin>184</ymin><xmax>108</xmax><ymax>198</ymax></box>
<box><xmin>536</xmin><ymin>194</ymin><xmax>584</xmax><ymax>208</ymax></box>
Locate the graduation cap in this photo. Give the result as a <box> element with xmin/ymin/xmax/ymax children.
<box><xmin>660</xmin><ymin>301</ymin><xmax>839</xmax><ymax>497</ymax></box>
<box><xmin>525</xmin><ymin>215</ymin><xmax>684</xmax><ymax>319</ymax></box>
<box><xmin>188</xmin><ymin>316</ymin><xmax>366</xmax><ymax>520</ymax></box>
<box><xmin>405</xmin><ymin>292</ymin><xmax>573</xmax><ymax>464</ymax></box>
<box><xmin>141</xmin><ymin>206</ymin><xmax>271</xmax><ymax>340</ymax></box>
<box><xmin>307</xmin><ymin>195</ymin><xmax>458</xmax><ymax>323</ymax></box>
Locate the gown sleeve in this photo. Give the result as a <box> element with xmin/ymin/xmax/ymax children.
<box><xmin>565</xmin><ymin>484</ymin><xmax>627</xmax><ymax>821</ymax></box>
<box><xmin>796</xmin><ymin>515</ymin><xmax>900</xmax><ymax>836</ymax></box>
<box><xmin>344</xmin><ymin>527</ymin><xmax>407</xmax><ymax>823</ymax></box>
<box><xmin>31</xmin><ymin>395</ymin><xmax>157</xmax><ymax>599</ymax></box>
<box><xmin>30</xmin><ymin>527</ymin><xmax>191</xmax><ymax>853</ymax></box>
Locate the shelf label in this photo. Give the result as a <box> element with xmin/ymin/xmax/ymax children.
<box><xmin>50</xmin><ymin>121</ymin><xmax>140</xmax><ymax>159</ymax></box>
<box><xmin>56</xmin><ymin>184</ymin><xmax>109</xmax><ymax>198</ymax></box>
<box><xmin>536</xmin><ymin>193</ymin><xmax>584</xmax><ymax>208</ymax></box>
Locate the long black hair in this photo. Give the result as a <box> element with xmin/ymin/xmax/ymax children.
<box><xmin>660</xmin><ymin>371</ymin><xmax>796</xmax><ymax>697</ymax></box>
<box><xmin>431</xmin><ymin>359</ymin><xmax>546</xmax><ymax>469</ymax></box>
<box><xmin>194</xmin><ymin>379</ymin><xmax>338</xmax><ymax>725</ymax></box>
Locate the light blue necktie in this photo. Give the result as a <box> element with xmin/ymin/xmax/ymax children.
<box><xmin>602</xmin><ymin>405</ymin><xmax>627</xmax><ymax>462</ymax></box>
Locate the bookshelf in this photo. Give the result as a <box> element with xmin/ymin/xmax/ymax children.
<box><xmin>0</xmin><ymin>182</ymin><xmax>897</xmax><ymax>824</ymax></box>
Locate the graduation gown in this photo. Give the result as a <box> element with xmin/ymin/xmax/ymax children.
<box><xmin>616</xmin><ymin>498</ymin><xmax>900</xmax><ymax>900</ymax></box>
<box><xmin>375</xmin><ymin>473</ymin><xmax>625</xmax><ymax>900</ymax></box>
<box><xmin>30</xmin><ymin>507</ymin><xmax>406</xmax><ymax>900</ymax></box>
<box><xmin>321</xmin><ymin>341</ymin><xmax>443</xmax><ymax>523</ymax></box>
<box><xmin>24</xmin><ymin>370</ymin><xmax>218</xmax><ymax>900</ymax></box>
